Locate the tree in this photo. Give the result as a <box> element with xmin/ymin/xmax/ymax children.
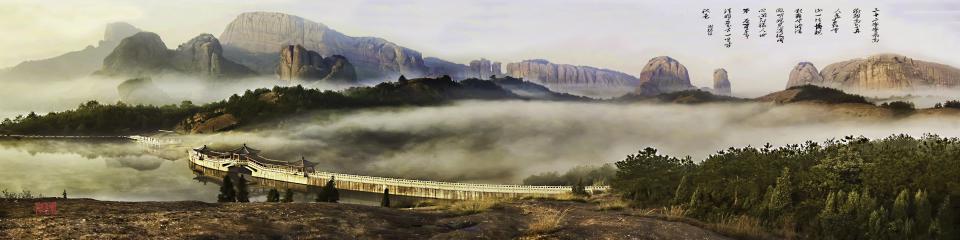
<box><xmin>316</xmin><ymin>177</ymin><xmax>340</xmax><ymax>203</ymax></box>
<box><xmin>766</xmin><ymin>168</ymin><xmax>794</xmax><ymax>218</ymax></box>
<box><xmin>282</xmin><ymin>189</ymin><xmax>294</xmax><ymax>203</ymax></box>
<box><xmin>914</xmin><ymin>190</ymin><xmax>932</xmax><ymax>238</ymax></box>
<box><xmin>935</xmin><ymin>196</ymin><xmax>955</xmax><ymax>239</ymax></box>
<box><xmin>892</xmin><ymin>189</ymin><xmax>914</xmax><ymax>238</ymax></box>
<box><xmin>571</xmin><ymin>178</ymin><xmax>589</xmax><ymax>196</ymax></box>
<box><xmin>267</xmin><ymin>189</ymin><xmax>280</xmax><ymax>202</ymax></box>
<box><xmin>672</xmin><ymin>175</ymin><xmax>690</xmax><ymax>205</ymax></box>
<box><xmin>236</xmin><ymin>175</ymin><xmax>250</xmax><ymax>202</ymax></box>
<box><xmin>381</xmin><ymin>188</ymin><xmax>391</xmax><ymax>207</ymax></box>
<box><xmin>324</xmin><ymin>177</ymin><xmax>339</xmax><ymax>203</ymax></box>
<box><xmin>218</xmin><ymin>175</ymin><xmax>236</xmax><ymax>202</ymax></box>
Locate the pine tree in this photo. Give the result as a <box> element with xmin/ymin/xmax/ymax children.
<box><xmin>867</xmin><ymin>206</ymin><xmax>889</xmax><ymax>240</ymax></box>
<box><xmin>217</xmin><ymin>175</ymin><xmax>236</xmax><ymax>202</ymax></box>
<box><xmin>315</xmin><ymin>188</ymin><xmax>327</xmax><ymax>202</ymax></box>
<box><xmin>282</xmin><ymin>189</ymin><xmax>294</xmax><ymax>203</ymax></box>
<box><xmin>324</xmin><ymin>178</ymin><xmax>339</xmax><ymax>203</ymax></box>
<box><xmin>767</xmin><ymin>168</ymin><xmax>793</xmax><ymax>217</ymax></box>
<box><xmin>267</xmin><ymin>189</ymin><xmax>280</xmax><ymax>202</ymax></box>
<box><xmin>672</xmin><ymin>175</ymin><xmax>689</xmax><ymax>205</ymax></box>
<box><xmin>572</xmin><ymin>178</ymin><xmax>589</xmax><ymax>196</ymax></box>
<box><xmin>892</xmin><ymin>189</ymin><xmax>913</xmax><ymax>238</ymax></box>
<box><xmin>914</xmin><ymin>190</ymin><xmax>932</xmax><ymax>238</ymax></box>
<box><xmin>935</xmin><ymin>196</ymin><xmax>955</xmax><ymax>239</ymax></box>
<box><xmin>236</xmin><ymin>175</ymin><xmax>250</xmax><ymax>202</ymax></box>
<box><xmin>381</xmin><ymin>188</ymin><xmax>391</xmax><ymax>207</ymax></box>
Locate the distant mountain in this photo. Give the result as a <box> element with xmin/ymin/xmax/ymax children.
<box><xmin>1</xmin><ymin>22</ymin><xmax>141</xmax><ymax>80</ymax></box>
<box><xmin>635</xmin><ymin>56</ymin><xmax>695</xmax><ymax>96</ymax></box>
<box><xmin>505</xmin><ymin>59</ymin><xmax>640</xmax><ymax>97</ymax></box>
<box><xmin>787</xmin><ymin>54</ymin><xmax>960</xmax><ymax>92</ymax></box>
<box><xmin>220</xmin><ymin>12</ymin><xmax>429</xmax><ymax>80</ymax></box>
<box><xmin>423</xmin><ymin>57</ymin><xmax>469</xmax><ymax>79</ymax></box>
<box><xmin>712</xmin><ymin>68</ymin><xmax>732</xmax><ymax>96</ymax></box>
<box><xmin>98</xmin><ymin>32</ymin><xmax>255</xmax><ymax>78</ymax></box>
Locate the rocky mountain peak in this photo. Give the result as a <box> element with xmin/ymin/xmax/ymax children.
<box><xmin>713</xmin><ymin>68</ymin><xmax>731</xmax><ymax>95</ymax></box>
<box><xmin>100</xmin><ymin>32</ymin><xmax>254</xmax><ymax>78</ymax></box>
<box><xmin>819</xmin><ymin>54</ymin><xmax>960</xmax><ymax>91</ymax></box>
<box><xmin>636</xmin><ymin>56</ymin><xmax>693</xmax><ymax>95</ymax></box>
<box><xmin>220</xmin><ymin>11</ymin><xmax>427</xmax><ymax>79</ymax></box>
<box><xmin>786</xmin><ymin>62</ymin><xmax>823</xmax><ymax>88</ymax></box>
<box><xmin>277</xmin><ymin>44</ymin><xmax>356</xmax><ymax>83</ymax></box>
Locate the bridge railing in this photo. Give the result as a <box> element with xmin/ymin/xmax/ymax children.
<box><xmin>192</xmin><ymin>151</ymin><xmax>611</xmax><ymax>195</ymax></box>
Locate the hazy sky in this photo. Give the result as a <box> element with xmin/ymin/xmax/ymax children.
<box><xmin>2</xmin><ymin>0</ymin><xmax>959</xmax><ymax>96</ymax></box>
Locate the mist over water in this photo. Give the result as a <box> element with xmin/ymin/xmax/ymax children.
<box><xmin>2</xmin><ymin>100</ymin><xmax>959</xmax><ymax>201</ymax></box>
<box><xmin>181</xmin><ymin>100</ymin><xmax>960</xmax><ymax>184</ymax></box>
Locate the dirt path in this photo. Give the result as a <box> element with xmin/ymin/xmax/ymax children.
<box><xmin>0</xmin><ymin>198</ymin><xmax>730</xmax><ymax>239</ymax></box>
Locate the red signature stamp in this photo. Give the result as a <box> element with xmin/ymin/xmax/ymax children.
<box><xmin>34</xmin><ymin>202</ymin><xmax>57</xmax><ymax>216</ymax></box>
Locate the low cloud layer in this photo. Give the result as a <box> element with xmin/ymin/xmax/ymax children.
<box><xmin>184</xmin><ymin>100</ymin><xmax>960</xmax><ymax>183</ymax></box>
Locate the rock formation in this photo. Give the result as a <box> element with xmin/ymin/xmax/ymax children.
<box><xmin>277</xmin><ymin>44</ymin><xmax>357</xmax><ymax>83</ymax></box>
<box><xmin>713</xmin><ymin>68</ymin><xmax>732</xmax><ymax>95</ymax></box>
<box><xmin>786</xmin><ymin>62</ymin><xmax>823</xmax><ymax>88</ymax></box>
<box><xmin>505</xmin><ymin>59</ymin><xmax>639</xmax><ymax>95</ymax></box>
<box><xmin>100</xmin><ymin>32</ymin><xmax>255</xmax><ymax>78</ymax></box>
<box><xmin>819</xmin><ymin>54</ymin><xmax>960</xmax><ymax>91</ymax></box>
<box><xmin>635</xmin><ymin>56</ymin><xmax>694</xmax><ymax>95</ymax></box>
<box><xmin>467</xmin><ymin>58</ymin><xmax>502</xmax><ymax>79</ymax></box>
<box><xmin>2</xmin><ymin>22</ymin><xmax>142</xmax><ymax>80</ymax></box>
<box><xmin>219</xmin><ymin>12</ymin><xmax>428</xmax><ymax>79</ymax></box>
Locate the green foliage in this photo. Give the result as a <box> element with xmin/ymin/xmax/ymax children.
<box><xmin>939</xmin><ymin>100</ymin><xmax>960</xmax><ymax>109</ymax></box>
<box><xmin>235</xmin><ymin>175</ymin><xmax>250</xmax><ymax>203</ymax></box>
<box><xmin>880</xmin><ymin>101</ymin><xmax>916</xmax><ymax>116</ymax></box>
<box><xmin>785</xmin><ymin>85</ymin><xmax>871</xmax><ymax>104</ymax></box>
<box><xmin>282</xmin><ymin>189</ymin><xmax>294</xmax><ymax>203</ymax></box>
<box><xmin>571</xmin><ymin>178</ymin><xmax>589</xmax><ymax>196</ymax></box>
<box><xmin>612</xmin><ymin>147</ymin><xmax>694</xmax><ymax>207</ymax></box>
<box><xmin>266</xmin><ymin>189</ymin><xmax>280</xmax><ymax>203</ymax></box>
<box><xmin>1</xmin><ymin>76</ymin><xmax>522</xmax><ymax>135</ymax></box>
<box><xmin>611</xmin><ymin>134</ymin><xmax>960</xmax><ymax>239</ymax></box>
<box><xmin>217</xmin><ymin>175</ymin><xmax>236</xmax><ymax>203</ymax></box>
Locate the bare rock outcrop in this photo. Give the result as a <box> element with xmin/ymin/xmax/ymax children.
<box><xmin>277</xmin><ymin>44</ymin><xmax>357</xmax><ymax>83</ymax></box>
<box><xmin>467</xmin><ymin>58</ymin><xmax>502</xmax><ymax>79</ymax></box>
<box><xmin>786</xmin><ymin>62</ymin><xmax>823</xmax><ymax>88</ymax></box>
<box><xmin>505</xmin><ymin>59</ymin><xmax>639</xmax><ymax>89</ymax></box>
<box><xmin>819</xmin><ymin>54</ymin><xmax>960</xmax><ymax>91</ymax></box>
<box><xmin>635</xmin><ymin>56</ymin><xmax>694</xmax><ymax>95</ymax></box>
<box><xmin>713</xmin><ymin>68</ymin><xmax>732</xmax><ymax>95</ymax></box>
<box><xmin>220</xmin><ymin>12</ymin><xmax>428</xmax><ymax>79</ymax></box>
<box><xmin>100</xmin><ymin>32</ymin><xmax>255</xmax><ymax>78</ymax></box>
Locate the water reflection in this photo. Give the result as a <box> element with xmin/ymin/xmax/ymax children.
<box><xmin>0</xmin><ymin>139</ymin><xmax>219</xmax><ymax>202</ymax></box>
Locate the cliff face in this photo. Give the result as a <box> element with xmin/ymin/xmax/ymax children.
<box><xmin>635</xmin><ymin>56</ymin><xmax>694</xmax><ymax>95</ymax></box>
<box><xmin>467</xmin><ymin>58</ymin><xmax>502</xmax><ymax>79</ymax></box>
<box><xmin>786</xmin><ymin>62</ymin><xmax>823</xmax><ymax>88</ymax></box>
<box><xmin>100</xmin><ymin>32</ymin><xmax>254</xmax><ymax>78</ymax></box>
<box><xmin>277</xmin><ymin>44</ymin><xmax>357</xmax><ymax>83</ymax></box>
<box><xmin>2</xmin><ymin>22</ymin><xmax>142</xmax><ymax>80</ymax></box>
<box><xmin>423</xmin><ymin>57</ymin><xmax>469</xmax><ymax>79</ymax></box>
<box><xmin>713</xmin><ymin>68</ymin><xmax>732</xmax><ymax>95</ymax></box>
<box><xmin>505</xmin><ymin>59</ymin><xmax>639</xmax><ymax>87</ymax></box>
<box><xmin>219</xmin><ymin>12</ymin><xmax>428</xmax><ymax>79</ymax></box>
<box><xmin>819</xmin><ymin>54</ymin><xmax>960</xmax><ymax>91</ymax></box>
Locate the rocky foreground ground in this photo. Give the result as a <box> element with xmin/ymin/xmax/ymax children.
<box><xmin>0</xmin><ymin>197</ymin><xmax>731</xmax><ymax>240</ymax></box>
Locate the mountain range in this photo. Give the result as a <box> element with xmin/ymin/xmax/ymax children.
<box><xmin>5</xmin><ymin>11</ymin><xmax>960</xmax><ymax>98</ymax></box>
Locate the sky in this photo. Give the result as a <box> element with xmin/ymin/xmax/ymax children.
<box><xmin>1</xmin><ymin>0</ymin><xmax>959</xmax><ymax>96</ymax></box>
